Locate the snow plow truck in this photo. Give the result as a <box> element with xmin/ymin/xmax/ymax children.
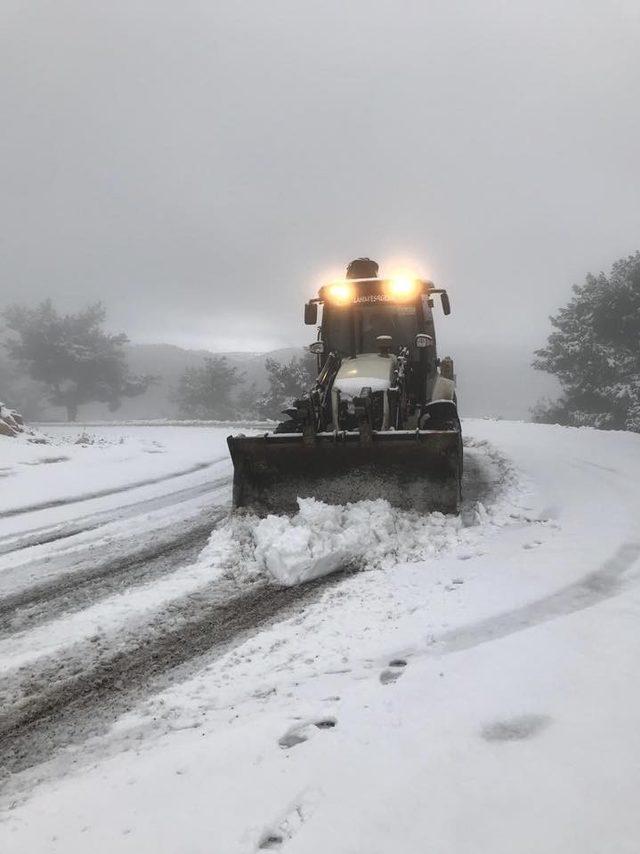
<box><xmin>227</xmin><ymin>258</ymin><xmax>462</xmax><ymax>516</ymax></box>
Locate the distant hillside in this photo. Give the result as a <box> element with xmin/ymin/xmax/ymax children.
<box><xmin>6</xmin><ymin>339</ymin><xmax>558</xmax><ymax>423</ymax></box>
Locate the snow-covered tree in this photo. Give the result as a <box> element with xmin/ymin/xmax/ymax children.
<box><xmin>173</xmin><ymin>356</ymin><xmax>244</xmax><ymax>419</ymax></box>
<box><xmin>3</xmin><ymin>301</ymin><xmax>153</xmax><ymax>421</ymax></box>
<box><xmin>258</xmin><ymin>354</ymin><xmax>316</xmax><ymax>419</ymax></box>
<box><xmin>533</xmin><ymin>251</ymin><xmax>640</xmax><ymax>431</ymax></box>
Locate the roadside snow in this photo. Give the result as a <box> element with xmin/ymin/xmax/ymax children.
<box><xmin>0</xmin><ymin>425</ymin><xmax>233</xmax><ymax>526</ymax></box>
<box><xmin>34</xmin><ymin>419</ymin><xmax>275</xmax><ymax>428</ymax></box>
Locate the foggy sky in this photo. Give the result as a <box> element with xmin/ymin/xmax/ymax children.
<box><xmin>2</xmin><ymin>0</ymin><xmax>639</xmax><ymax>356</ymax></box>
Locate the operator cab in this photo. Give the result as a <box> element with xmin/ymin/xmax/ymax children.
<box><xmin>322</xmin><ymin>289</ymin><xmax>433</xmax><ymax>361</ymax></box>
<box><xmin>305</xmin><ymin>271</ymin><xmax>451</xmax><ymax>407</ymax></box>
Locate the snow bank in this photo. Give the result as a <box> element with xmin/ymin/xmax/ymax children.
<box><xmin>199</xmin><ymin>494</ymin><xmax>504</xmax><ymax>587</ymax></box>
<box><xmin>254</xmin><ymin>498</ymin><xmax>467</xmax><ymax>585</ymax></box>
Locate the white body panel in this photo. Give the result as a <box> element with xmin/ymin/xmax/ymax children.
<box><xmin>431</xmin><ymin>375</ymin><xmax>456</xmax><ymax>401</ymax></box>
<box><xmin>333</xmin><ymin>353</ymin><xmax>397</xmax><ymax>398</ymax></box>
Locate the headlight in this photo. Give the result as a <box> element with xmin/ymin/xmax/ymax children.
<box><xmin>326</xmin><ymin>282</ymin><xmax>355</xmax><ymax>304</ymax></box>
<box><xmin>386</xmin><ymin>277</ymin><xmax>418</xmax><ymax>300</ymax></box>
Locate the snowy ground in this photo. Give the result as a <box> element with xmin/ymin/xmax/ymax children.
<box><xmin>1</xmin><ymin>420</ymin><xmax>640</xmax><ymax>853</ymax></box>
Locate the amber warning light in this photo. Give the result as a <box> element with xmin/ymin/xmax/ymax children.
<box><xmin>324</xmin><ymin>277</ymin><xmax>421</xmax><ymax>304</ymax></box>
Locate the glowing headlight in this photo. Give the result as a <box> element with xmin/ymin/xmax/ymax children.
<box><xmin>386</xmin><ymin>277</ymin><xmax>418</xmax><ymax>299</ymax></box>
<box><xmin>326</xmin><ymin>282</ymin><xmax>355</xmax><ymax>304</ymax></box>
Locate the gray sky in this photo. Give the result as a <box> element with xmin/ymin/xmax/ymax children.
<box><xmin>2</xmin><ymin>0</ymin><xmax>639</xmax><ymax>356</ymax></box>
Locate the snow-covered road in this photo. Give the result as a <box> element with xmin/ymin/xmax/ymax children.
<box><xmin>0</xmin><ymin>424</ymin><xmax>364</xmax><ymax>789</ymax></box>
<box><xmin>1</xmin><ymin>420</ymin><xmax>640</xmax><ymax>853</ymax></box>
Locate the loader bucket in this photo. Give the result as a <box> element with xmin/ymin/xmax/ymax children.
<box><xmin>227</xmin><ymin>430</ymin><xmax>462</xmax><ymax>516</ymax></box>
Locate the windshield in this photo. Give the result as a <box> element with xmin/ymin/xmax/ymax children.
<box><xmin>324</xmin><ymin>302</ymin><xmax>419</xmax><ymax>355</ymax></box>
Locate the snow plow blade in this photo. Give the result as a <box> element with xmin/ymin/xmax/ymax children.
<box><xmin>227</xmin><ymin>430</ymin><xmax>462</xmax><ymax>516</ymax></box>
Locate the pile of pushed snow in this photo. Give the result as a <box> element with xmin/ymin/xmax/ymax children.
<box><xmin>255</xmin><ymin>499</ymin><xmax>470</xmax><ymax>584</ymax></box>
<box><xmin>196</xmin><ymin>436</ymin><xmax>528</xmax><ymax>587</ymax></box>
<box><xmin>198</xmin><ymin>497</ymin><xmax>493</xmax><ymax>587</ymax></box>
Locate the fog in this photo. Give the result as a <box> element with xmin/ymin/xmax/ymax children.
<box><xmin>2</xmin><ymin>1</ymin><xmax>639</xmax><ymax>371</ymax></box>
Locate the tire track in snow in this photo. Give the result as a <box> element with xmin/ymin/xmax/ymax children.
<box><xmin>0</xmin><ymin>444</ymin><xmax>501</xmax><ymax>789</ymax></box>
<box><xmin>427</xmin><ymin>541</ymin><xmax>640</xmax><ymax>656</ymax></box>
<box><xmin>0</xmin><ymin>473</ymin><xmax>231</xmax><ymax>557</ymax></box>
<box><xmin>0</xmin><ymin>456</ymin><xmax>228</xmax><ymax>519</ymax></box>
<box><xmin>0</xmin><ymin>574</ymin><xmax>342</xmax><ymax>783</ymax></box>
<box><xmin>0</xmin><ymin>472</ymin><xmax>234</xmax><ymax>633</ymax></box>
<box><xmin>0</xmin><ymin>512</ymin><xmax>224</xmax><ymax>636</ymax></box>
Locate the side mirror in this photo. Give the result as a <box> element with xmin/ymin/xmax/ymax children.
<box><xmin>440</xmin><ymin>292</ymin><xmax>451</xmax><ymax>315</ymax></box>
<box><xmin>304</xmin><ymin>302</ymin><xmax>318</xmax><ymax>325</ymax></box>
<box><xmin>415</xmin><ymin>333</ymin><xmax>434</xmax><ymax>349</ymax></box>
<box><xmin>308</xmin><ymin>341</ymin><xmax>325</xmax><ymax>355</ymax></box>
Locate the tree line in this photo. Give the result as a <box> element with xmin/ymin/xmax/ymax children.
<box><xmin>1</xmin><ymin>300</ymin><xmax>315</xmax><ymax>422</ymax></box>
<box><xmin>3</xmin><ymin>249</ymin><xmax>639</xmax><ymax>430</ymax></box>
<box><xmin>170</xmin><ymin>353</ymin><xmax>315</xmax><ymax>420</ymax></box>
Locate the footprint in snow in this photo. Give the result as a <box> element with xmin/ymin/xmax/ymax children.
<box><xmin>481</xmin><ymin>714</ymin><xmax>551</xmax><ymax>742</ymax></box>
<box><xmin>379</xmin><ymin>658</ymin><xmax>407</xmax><ymax>685</ymax></box>
<box><xmin>259</xmin><ymin>833</ymin><xmax>284</xmax><ymax>850</ymax></box>
<box><xmin>278</xmin><ymin>718</ymin><xmax>337</xmax><ymax>749</ymax></box>
<box><xmin>257</xmin><ymin>790</ymin><xmax>320</xmax><ymax>850</ymax></box>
